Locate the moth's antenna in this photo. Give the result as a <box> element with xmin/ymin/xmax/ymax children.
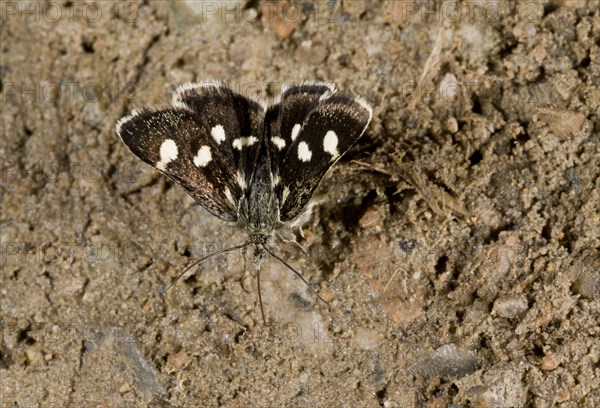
<box><xmin>263</xmin><ymin>247</ymin><xmax>329</xmax><ymax>306</ymax></box>
<box><xmin>243</xmin><ymin>248</ymin><xmax>267</xmax><ymax>325</ymax></box>
<box><xmin>255</xmin><ymin>261</ymin><xmax>266</xmax><ymax>325</ymax></box>
<box><xmin>162</xmin><ymin>242</ymin><xmax>250</xmax><ymax>293</ymax></box>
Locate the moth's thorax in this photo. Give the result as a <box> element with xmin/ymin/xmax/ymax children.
<box><xmin>237</xmin><ymin>158</ymin><xmax>282</xmax><ymax>240</ymax></box>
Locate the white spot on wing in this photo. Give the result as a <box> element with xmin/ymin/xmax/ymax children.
<box><xmin>225</xmin><ymin>187</ymin><xmax>236</xmax><ymax>206</ymax></box>
<box><xmin>291</xmin><ymin>124</ymin><xmax>301</xmax><ymax>141</ymax></box>
<box><xmin>273</xmin><ymin>173</ymin><xmax>280</xmax><ymax>186</ymax></box>
<box><xmin>156</xmin><ymin>139</ymin><xmax>178</xmax><ymax>171</ymax></box>
<box><xmin>281</xmin><ymin>186</ymin><xmax>290</xmax><ymax>204</ymax></box>
<box><xmin>272</xmin><ymin>136</ymin><xmax>286</xmax><ymax>150</ymax></box>
<box><xmin>233</xmin><ymin>136</ymin><xmax>258</xmax><ymax>150</ymax></box>
<box><xmin>323</xmin><ymin>130</ymin><xmax>339</xmax><ymax>159</ymax></box>
<box><xmin>211</xmin><ymin>125</ymin><xmax>226</xmax><ymax>144</ymax></box>
<box><xmin>236</xmin><ymin>171</ymin><xmax>247</xmax><ymax>190</ymax></box>
<box><xmin>298</xmin><ymin>142</ymin><xmax>312</xmax><ymax>162</ymax></box>
<box><xmin>193</xmin><ymin>145</ymin><xmax>211</xmax><ymax>167</ymax></box>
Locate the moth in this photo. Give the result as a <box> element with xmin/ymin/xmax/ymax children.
<box><xmin>116</xmin><ymin>81</ymin><xmax>372</xmax><ymax>321</ymax></box>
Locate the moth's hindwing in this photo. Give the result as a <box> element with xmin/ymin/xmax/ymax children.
<box><xmin>268</xmin><ymin>84</ymin><xmax>373</xmax><ymax>221</ymax></box>
<box><xmin>265</xmin><ymin>82</ymin><xmax>335</xmax><ymax>168</ymax></box>
<box><xmin>172</xmin><ymin>82</ymin><xmax>266</xmax><ymax>187</ymax></box>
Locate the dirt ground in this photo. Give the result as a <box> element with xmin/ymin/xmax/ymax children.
<box><xmin>1</xmin><ymin>0</ymin><xmax>599</xmax><ymax>407</ymax></box>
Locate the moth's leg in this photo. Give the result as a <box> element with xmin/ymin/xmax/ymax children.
<box><xmin>275</xmin><ymin>230</ymin><xmax>308</xmax><ymax>255</ymax></box>
<box><xmin>264</xmin><ymin>247</ymin><xmax>329</xmax><ymax>306</ymax></box>
<box><xmin>242</xmin><ymin>246</ymin><xmax>248</xmax><ymax>274</ymax></box>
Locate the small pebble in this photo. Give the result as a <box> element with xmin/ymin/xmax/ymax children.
<box><xmin>492</xmin><ymin>295</ymin><xmax>528</xmax><ymax>318</ymax></box>
<box><xmin>541</xmin><ymin>354</ymin><xmax>560</xmax><ymax>371</ymax></box>
<box><xmin>167</xmin><ymin>351</ymin><xmax>190</xmax><ymax>370</ymax></box>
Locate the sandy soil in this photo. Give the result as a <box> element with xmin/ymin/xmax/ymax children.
<box><xmin>1</xmin><ymin>0</ymin><xmax>599</xmax><ymax>407</ymax></box>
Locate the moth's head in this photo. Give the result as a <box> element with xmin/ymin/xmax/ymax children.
<box><xmin>246</xmin><ymin>230</ymin><xmax>273</xmax><ymax>250</ymax></box>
